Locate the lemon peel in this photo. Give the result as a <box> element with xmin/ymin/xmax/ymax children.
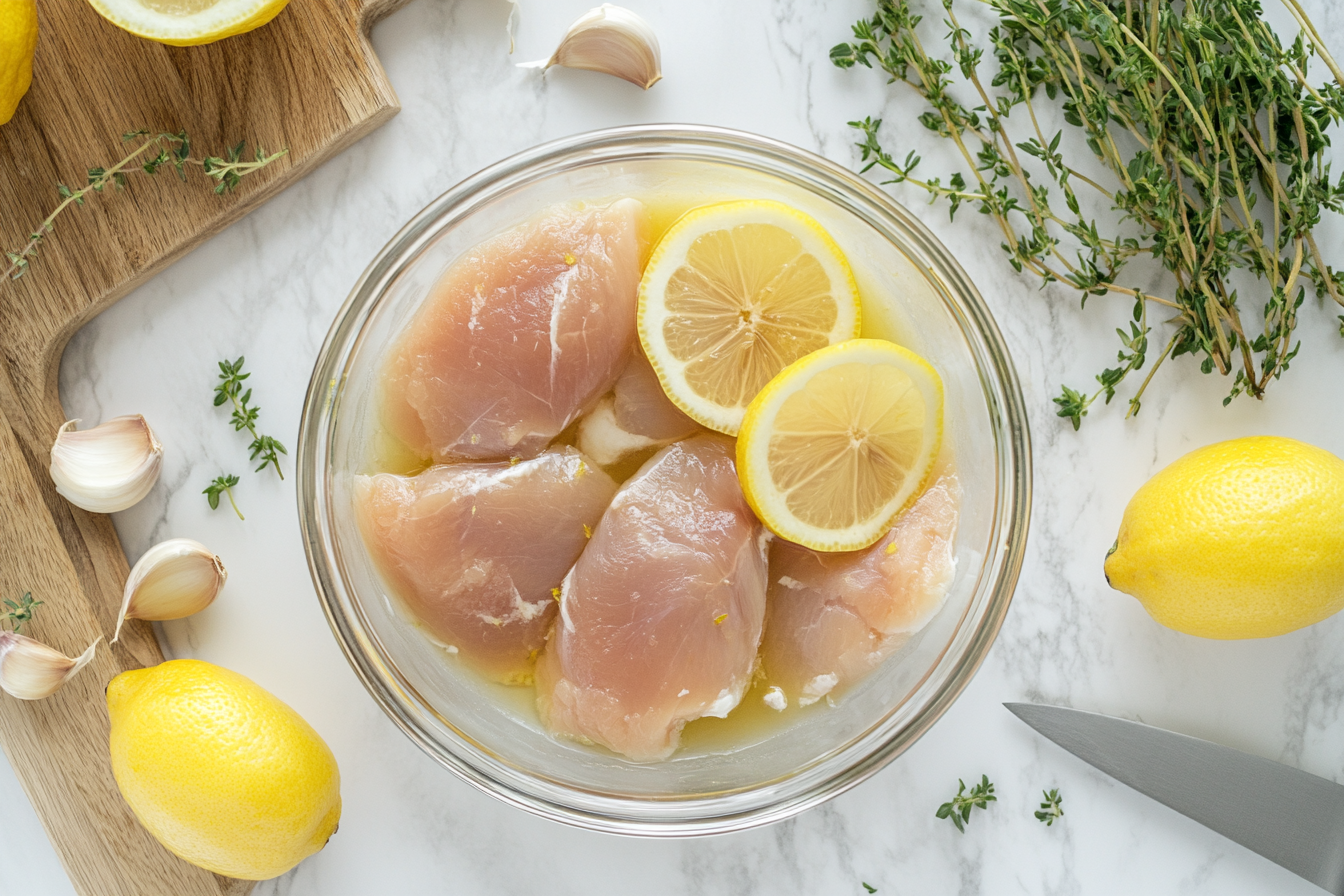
<box><xmin>0</xmin><ymin>0</ymin><xmax>37</xmax><ymax>126</ymax></box>
<box><xmin>1105</xmin><ymin>436</ymin><xmax>1344</xmax><ymax>639</ymax></box>
<box><xmin>107</xmin><ymin>659</ymin><xmax>340</xmax><ymax>880</ymax></box>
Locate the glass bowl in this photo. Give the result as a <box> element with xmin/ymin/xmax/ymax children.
<box><xmin>297</xmin><ymin>125</ymin><xmax>1031</xmax><ymax>836</ymax></box>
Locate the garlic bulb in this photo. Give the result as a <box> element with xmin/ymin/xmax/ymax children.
<box><xmin>114</xmin><ymin>538</ymin><xmax>226</xmax><ymax>642</ymax></box>
<box><xmin>0</xmin><ymin>632</ymin><xmax>99</xmax><ymax>700</ymax></box>
<box><xmin>520</xmin><ymin>4</ymin><xmax>662</xmax><ymax>90</ymax></box>
<box><xmin>49</xmin><ymin>415</ymin><xmax>163</xmax><ymax>514</ymax></box>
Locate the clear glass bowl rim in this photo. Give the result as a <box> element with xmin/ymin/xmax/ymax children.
<box><xmin>297</xmin><ymin>124</ymin><xmax>1032</xmax><ymax>837</ymax></box>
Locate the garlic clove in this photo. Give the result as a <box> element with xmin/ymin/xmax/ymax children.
<box><xmin>519</xmin><ymin>4</ymin><xmax>662</xmax><ymax>90</ymax></box>
<box><xmin>114</xmin><ymin>538</ymin><xmax>226</xmax><ymax>642</ymax></box>
<box><xmin>0</xmin><ymin>632</ymin><xmax>99</xmax><ymax>700</ymax></box>
<box><xmin>49</xmin><ymin>415</ymin><xmax>163</xmax><ymax>514</ymax></box>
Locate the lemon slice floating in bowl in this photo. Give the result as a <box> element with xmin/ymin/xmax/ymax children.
<box><xmin>738</xmin><ymin>338</ymin><xmax>943</xmax><ymax>552</ymax></box>
<box><xmin>638</xmin><ymin>200</ymin><xmax>861</xmax><ymax>435</ymax></box>
<box><xmin>86</xmin><ymin>0</ymin><xmax>289</xmax><ymax>46</ymax></box>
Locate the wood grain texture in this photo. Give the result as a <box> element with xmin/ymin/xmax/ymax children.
<box><xmin>0</xmin><ymin>1</ymin><xmax>411</xmax><ymax>893</ymax></box>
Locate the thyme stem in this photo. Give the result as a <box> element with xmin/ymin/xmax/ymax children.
<box><xmin>833</xmin><ymin>0</ymin><xmax>1344</xmax><ymax>427</ymax></box>
<box><xmin>4</xmin><ymin>130</ymin><xmax>287</xmax><ymax>283</ymax></box>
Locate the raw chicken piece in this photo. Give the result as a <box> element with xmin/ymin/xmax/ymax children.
<box><xmin>381</xmin><ymin>199</ymin><xmax>649</xmax><ymax>463</ymax></box>
<box><xmin>356</xmin><ymin>447</ymin><xmax>618</xmax><ymax>684</ymax></box>
<box><xmin>578</xmin><ymin>351</ymin><xmax>702</xmax><ymax>467</ymax></box>
<box><xmin>612</xmin><ymin>350</ymin><xmax>701</xmax><ymax>441</ymax></box>
<box><xmin>536</xmin><ymin>434</ymin><xmax>768</xmax><ymax>761</ymax></box>
<box><xmin>761</xmin><ymin>471</ymin><xmax>961</xmax><ymax>708</ymax></box>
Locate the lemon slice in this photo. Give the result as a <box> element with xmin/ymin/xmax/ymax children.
<box><xmin>737</xmin><ymin>339</ymin><xmax>943</xmax><ymax>552</ymax></box>
<box><xmin>638</xmin><ymin>200</ymin><xmax>861</xmax><ymax>435</ymax></box>
<box><xmin>86</xmin><ymin>0</ymin><xmax>289</xmax><ymax>46</ymax></box>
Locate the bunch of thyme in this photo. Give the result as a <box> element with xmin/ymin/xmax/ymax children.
<box><xmin>4</xmin><ymin>129</ymin><xmax>286</xmax><ymax>284</ymax></box>
<box><xmin>833</xmin><ymin>0</ymin><xmax>1344</xmax><ymax>427</ymax></box>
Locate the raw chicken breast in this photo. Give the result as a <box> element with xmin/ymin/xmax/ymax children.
<box><xmin>612</xmin><ymin>350</ymin><xmax>701</xmax><ymax>441</ymax></box>
<box><xmin>578</xmin><ymin>351</ymin><xmax>702</xmax><ymax>467</ymax></box>
<box><xmin>381</xmin><ymin>199</ymin><xmax>649</xmax><ymax>462</ymax></box>
<box><xmin>761</xmin><ymin>471</ymin><xmax>961</xmax><ymax>708</ymax></box>
<box><xmin>356</xmin><ymin>447</ymin><xmax>618</xmax><ymax>684</ymax></box>
<box><xmin>536</xmin><ymin>434</ymin><xmax>768</xmax><ymax>761</ymax></box>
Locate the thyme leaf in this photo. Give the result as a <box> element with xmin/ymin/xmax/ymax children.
<box><xmin>1035</xmin><ymin>788</ymin><xmax>1064</xmax><ymax>825</ymax></box>
<box><xmin>1</xmin><ymin>592</ymin><xmax>42</xmax><ymax>634</ymax></box>
<box><xmin>214</xmin><ymin>357</ymin><xmax>287</xmax><ymax>480</ymax></box>
<box><xmin>204</xmin><ymin>474</ymin><xmax>244</xmax><ymax>520</ymax></box>
<box><xmin>935</xmin><ymin>774</ymin><xmax>997</xmax><ymax>832</ymax></box>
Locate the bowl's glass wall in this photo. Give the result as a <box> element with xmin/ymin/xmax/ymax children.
<box><xmin>299</xmin><ymin>127</ymin><xmax>1030</xmax><ymax>835</ymax></box>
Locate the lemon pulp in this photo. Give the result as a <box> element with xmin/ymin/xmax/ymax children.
<box><xmin>738</xmin><ymin>339</ymin><xmax>943</xmax><ymax>552</ymax></box>
<box><xmin>86</xmin><ymin>0</ymin><xmax>289</xmax><ymax>46</ymax></box>
<box><xmin>639</xmin><ymin>200</ymin><xmax>861</xmax><ymax>434</ymax></box>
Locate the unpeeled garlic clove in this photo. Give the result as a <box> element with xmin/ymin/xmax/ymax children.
<box><xmin>114</xmin><ymin>538</ymin><xmax>226</xmax><ymax>642</ymax></box>
<box><xmin>50</xmin><ymin>415</ymin><xmax>163</xmax><ymax>514</ymax></box>
<box><xmin>519</xmin><ymin>4</ymin><xmax>662</xmax><ymax>90</ymax></box>
<box><xmin>0</xmin><ymin>632</ymin><xmax>99</xmax><ymax>700</ymax></box>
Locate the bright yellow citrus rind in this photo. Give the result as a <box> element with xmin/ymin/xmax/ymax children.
<box><xmin>638</xmin><ymin>199</ymin><xmax>861</xmax><ymax>435</ymax></box>
<box><xmin>1105</xmin><ymin>436</ymin><xmax>1344</xmax><ymax>639</ymax></box>
<box><xmin>737</xmin><ymin>338</ymin><xmax>943</xmax><ymax>552</ymax></box>
<box><xmin>0</xmin><ymin>0</ymin><xmax>38</xmax><ymax>126</ymax></box>
<box><xmin>85</xmin><ymin>0</ymin><xmax>289</xmax><ymax>46</ymax></box>
<box><xmin>107</xmin><ymin>659</ymin><xmax>341</xmax><ymax>880</ymax></box>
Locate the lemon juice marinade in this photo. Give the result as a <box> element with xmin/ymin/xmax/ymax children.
<box><xmin>361</xmin><ymin>193</ymin><xmax>958</xmax><ymax>757</ymax></box>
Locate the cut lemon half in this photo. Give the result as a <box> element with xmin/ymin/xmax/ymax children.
<box><xmin>638</xmin><ymin>200</ymin><xmax>861</xmax><ymax>435</ymax></box>
<box><xmin>86</xmin><ymin>0</ymin><xmax>289</xmax><ymax>46</ymax></box>
<box><xmin>737</xmin><ymin>339</ymin><xmax>943</xmax><ymax>552</ymax></box>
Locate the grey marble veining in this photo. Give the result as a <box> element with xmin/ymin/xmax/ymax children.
<box><xmin>3</xmin><ymin>1</ymin><xmax>1343</xmax><ymax>893</ymax></box>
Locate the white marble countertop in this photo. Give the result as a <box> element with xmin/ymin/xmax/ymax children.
<box><xmin>4</xmin><ymin>0</ymin><xmax>1344</xmax><ymax>893</ymax></box>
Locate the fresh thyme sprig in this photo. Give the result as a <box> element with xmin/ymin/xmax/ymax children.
<box><xmin>833</xmin><ymin>0</ymin><xmax>1344</xmax><ymax>427</ymax></box>
<box><xmin>1035</xmin><ymin>788</ymin><xmax>1064</xmax><ymax>825</ymax></box>
<box><xmin>1</xmin><ymin>593</ymin><xmax>42</xmax><ymax>634</ymax></box>
<box><xmin>214</xmin><ymin>357</ymin><xmax>288</xmax><ymax>479</ymax></box>
<box><xmin>936</xmin><ymin>774</ymin><xmax>997</xmax><ymax>832</ymax></box>
<box><xmin>4</xmin><ymin>130</ymin><xmax>287</xmax><ymax>283</ymax></box>
<box><xmin>204</xmin><ymin>474</ymin><xmax>245</xmax><ymax>520</ymax></box>
<box><xmin>862</xmin><ymin>884</ymin><xmax>879</xmax><ymax>893</ymax></box>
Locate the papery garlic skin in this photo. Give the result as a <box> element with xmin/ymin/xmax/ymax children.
<box><xmin>0</xmin><ymin>632</ymin><xmax>99</xmax><ymax>700</ymax></box>
<box><xmin>50</xmin><ymin>415</ymin><xmax>163</xmax><ymax>514</ymax></box>
<box><xmin>115</xmin><ymin>538</ymin><xmax>226</xmax><ymax>642</ymax></box>
<box><xmin>520</xmin><ymin>4</ymin><xmax>662</xmax><ymax>89</ymax></box>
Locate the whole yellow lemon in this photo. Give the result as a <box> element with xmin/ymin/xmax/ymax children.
<box><xmin>107</xmin><ymin>659</ymin><xmax>341</xmax><ymax>880</ymax></box>
<box><xmin>1105</xmin><ymin>436</ymin><xmax>1344</xmax><ymax>639</ymax></box>
<box><xmin>0</xmin><ymin>0</ymin><xmax>38</xmax><ymax>125</ymax></box>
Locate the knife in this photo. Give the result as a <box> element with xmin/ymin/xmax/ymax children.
<box><xmin>1005</xmin><ymin>702</ymin><xmax>1344</xmax><ymax>894</ymax></box>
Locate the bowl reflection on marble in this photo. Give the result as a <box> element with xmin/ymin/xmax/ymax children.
<box><xmin>296</xmin><ymin>125</ymin><xmax>1031</xmax><ymax>835</ymax></box>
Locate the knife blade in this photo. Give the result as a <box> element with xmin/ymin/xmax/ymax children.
<box><xmin>1005</xmin><ymin>702</ymin><xmax>1344</xmax><ymax>894</ymax></box>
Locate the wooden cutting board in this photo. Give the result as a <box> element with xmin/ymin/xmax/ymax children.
<box><xmin>0</xmin><ymin>1</ymin><xmax>412</xmax><ymax>893</ymax></box>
